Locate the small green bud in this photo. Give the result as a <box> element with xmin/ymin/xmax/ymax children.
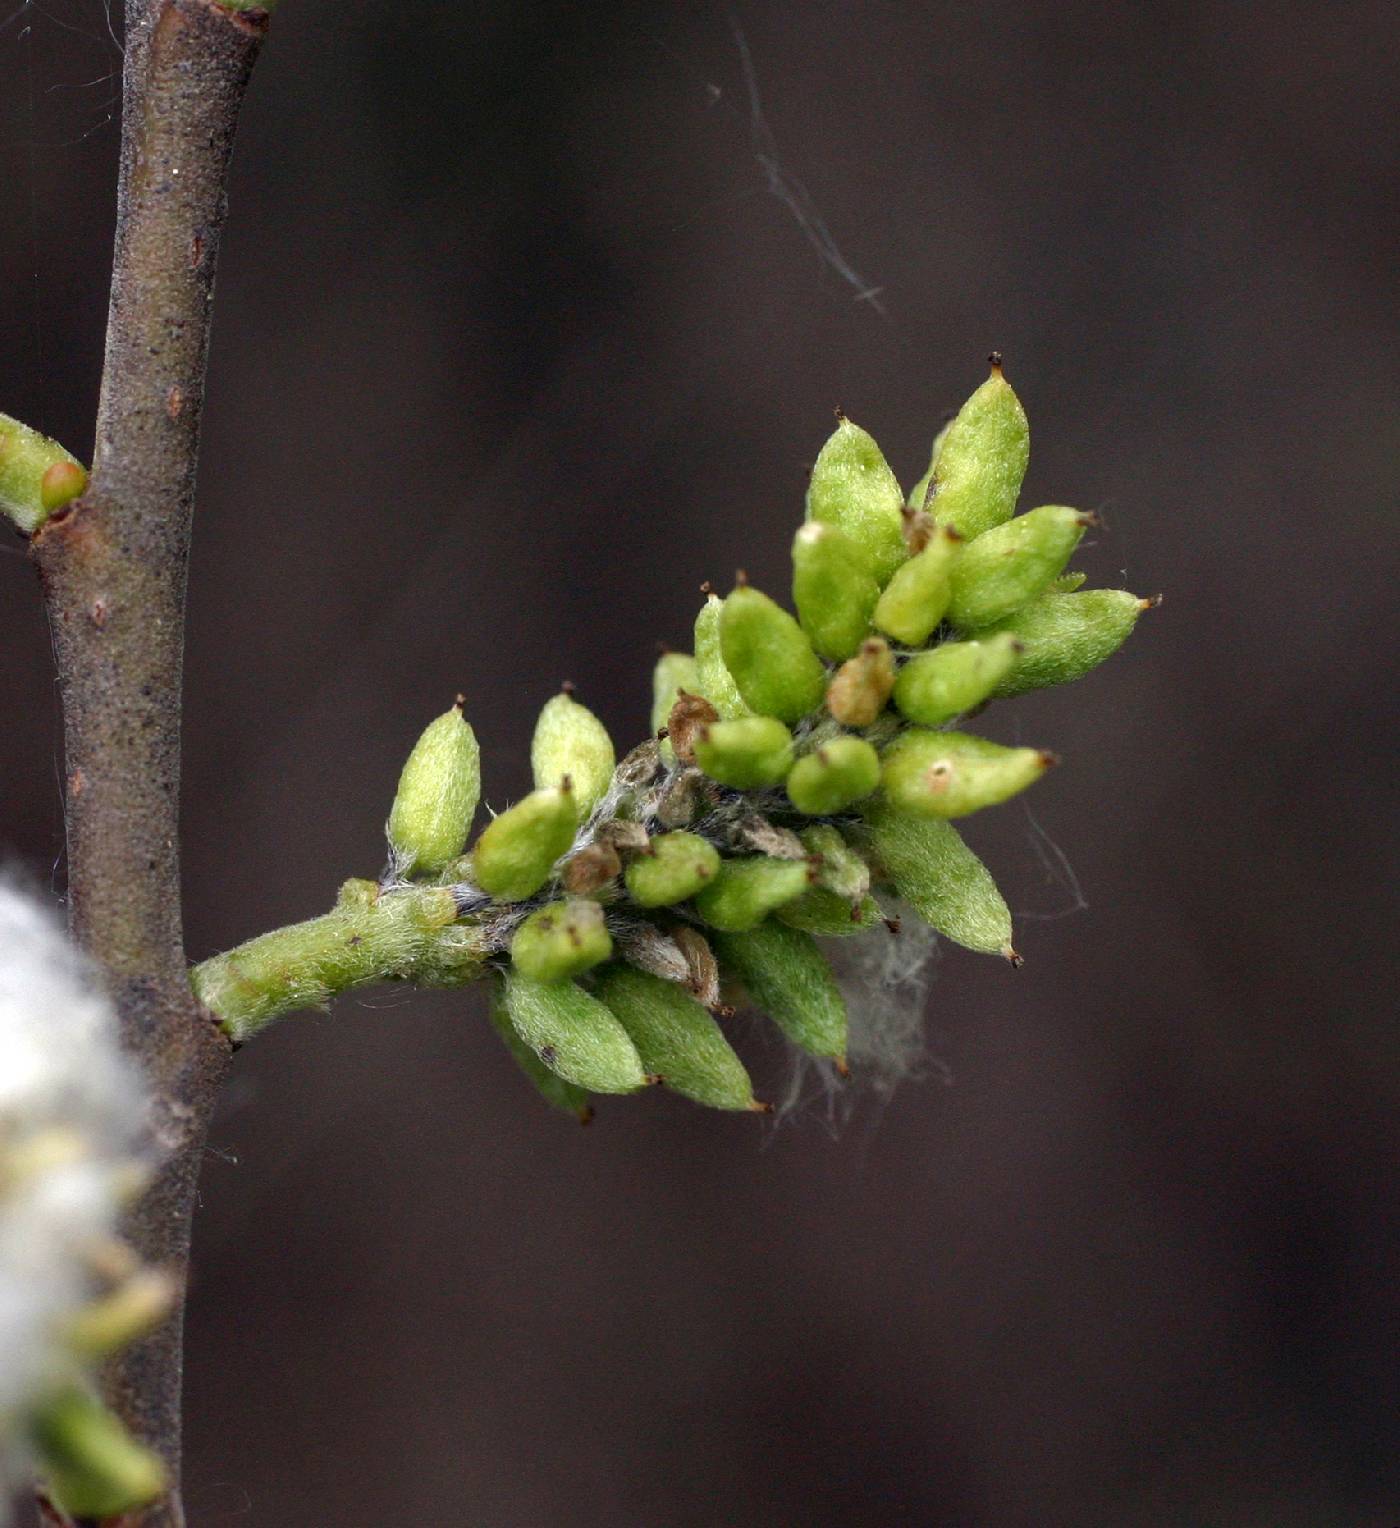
<box><xmin>40</xmin><ymin>460</ymin><xmax>88</xmax><ymax>513</ymax></box>
<box><xmin>719</xmin><ymin>583</ymin><xmax>827</xmax><ymax>723</ymax></box>
<box><xmin>713</xmin><ymin>922</ymin><xmax>848</xmax><ymax>1063</ymax></box>
<box><xmin>799</xmin><ymin>823</ymin><xmax>871</xmax><ymax>900</ymax></box>
<box><xmin>805</xmin><ymin>414</ymin><xmax>908</xmax><ymax>584</ymax></box>
<box><xmin>510</xmin><ymin>898</ymin><xmax>613</xmax><ymax>982</ymax></box>
<box><xmin>488</xmin><ymin>977</ymin><xmax>593</xmax><ymax>1121</ymax></box>
<box><xmin>892</xmin><ymin>633</ymin><xmax>1023</xmax><ymax>726</ymax></box>
<box><xmin>472</xmin><ymin>785</ymin><xmax>578</xmax><ymax>901</ymax></box>
<box><xmin>777</xmin><ymin>887</ymin><xmax>882</xmax><ymax>937</ymax></box>
<box><xmin>693</xmin><ymin>592</ymin><xmax>752</xmax><ymax>719</ymax></box>
<box><xmin>501</xmin><ymin>968</ymin><xmax>649</xmax><ymax>1093</ymax></box>
<box><xmin>30</xmin><ymin>1387</ymin><xmax>166</xmax><ymax>1518</ymax></box>
<box><xmin>693</xmin><ymin>716</ymin><xmax>794</xmax><ymax>789</ymax></box>
<box><xmin>880</xmin><ymin>728</ymin><xmax>1055</xmax><ymax>819</ymax></box>
<box><xmin>595</xmin><ymin>965</ymin><xmax>762</xmax><ymax>1112</ymax></box>
<box><xmin>652</xmin><ymin>651</ymin><xmax>701</xmax><ymax>760</ymax></box>
<box><xmin>928</xmin><ymin>357</ymin><xmax>1030</xmax><ymax>540</ymax></box>
<box><xmin>623</xmin><ymin>830</ymin><xmax>722</xmax><ymax>907</ymax></box>
<box><xmin>785</xmin><ymin>736</ymin><xmax>881</xmax><ymax>815</ymax></box>
<box><xmin>825</xmin><ymin>637</ymin><xmax>895</xmax><ymax>727</ymax></box>
<box><xmin>906</xmin><ymin>416</ymin><xmax>955</xmax><ymax>511</ymax></box>
<box><xmin>872</xmin><ymin>525</ymin><xmax>962</xmax><ymax>646</ymax></box>
<box><xmin>692</xmin><ymin>855</ymin><xmax>812</xmax><ymax>932</ymax></box>
<box><xmin>0</xmin><ymin>412</ymin><xmax>88</xmax><ymax>533</ymax></box>
<box><xmin>947</xmin><ymin>505</ymin><xmax>1092</xmax><ymax>630</ymax></box>
<box><xmin>386</xmin><ymin>699</ymin><xmax>482</xmax><ymax>877</ymax></box>
<box><xmin>973</xmin><ymin>588</ymin><xmax>1155</xmax><ymax>698</ymax></box>
<box><xmin>531</xmin><ymin>688</ymin><xmax>615</xmax><ymax>819</ymax></box>
<box><xmin>790</xmin><ymin>522</ymin><xmax>880</xmax><ymax>661</ymax></box>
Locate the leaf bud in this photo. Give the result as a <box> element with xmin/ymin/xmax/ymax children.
<box><xmin>488</xmin><ymin>978</ymin><xmax>593</xmax><ymax>1121</ymax></box>
<box><xmin>665</xmin><ymin>689</ymin><xmax>719</xmax><ymax>765</ymax></box>
<box><xmin>693</xmin><ymin>592</ymin><xmax>753</xmax><ymax>718</ymax></box>
<box><xmin>872</xmin><ymin>524</ymin><xmax>962</xmax><ymax>646</ymax></box>
<box><xmin>531</xmin><ymin>688</ymin><xmax>616</xmax><ymax>819</ymax></box>
<box><xmin>471</xmin><ymin>784</ymin><xmax>578</xmax><ymax>901</ymax></box>
<box><xmin>510</xmin><ymin>898</ymin><xmax>614</xmax><ymax>982</ymax></box>
<box><xmin>651</xmin><ymin>650</ymin><xmax>701</xmax><ymax>759</ymax></box>
<box><xmin>928</xmin><ymin>357</ymin><xmax>1030</xmax><ymax>540</ymax></box>
<box><xmin>623</xmin><ymin>830</ymin><xmax>722</xmax><ymax>907</ymax></box>
<box><xmin>785</xmin><ymin>735</ymin><xmax>881</xmax><ymax>815</ymax></box>
<box><xmin>825</xmin><ymin>637</ymin><xmax>895</xmax><ymax>727</ymax></box>
<box><xmin>790</xmin><ymin>522</ymin><xmax>880</xmax><ymax>661</ymax></box>
<box><xmin>892</xmin><ymin>633</ymin><xmax>1023</xmax><ymax>726</ymax></box>
<box><xmin>692</xmin><ymin>855</ymin><xmax>812</xmax><ymax>932</ymax></box>
<box><xmin>0</xmin><ymin>411</ymin><xmax>87</xmax><ymax>533</ymax></box>
<box><xmin>799</xmin><ymin>823</ymin><xmax>871</xmax><ymax>900</ymax></box>
<box><xmin>693</xmin><ymin>716</ymin><xmax>794</xmax><ymax>789</ymax></box>
<box><xmin>972</xmin><ymin>588</ymin><xmax>1154</xmax><ymax>698</ymax></box>
<box><xmin>805</xmin><ymin>414</ymin><xmax>909</xmax><ymax>584</ymax></box>
<box><xmin>719</xmin><ymin>583</ymin><xmax>827</xmax><ymax>722</ymax></box>
<box><xmin>947</xmin><ymin>505</ymin><xmax>1092</xmax><ymax>630</ymax></box>
<box><xmin>501</xmin><ymin>968</ymin><xmax>649</xmax><ymax>1093</ymax></box>
<box><xmin>386</xmin><ymin>699</ymin><xmax>481</xmax><ymax>877</ymax></box>
<box><xmin>879</xmin><ymin>728</ymin><xmax>1055</xmax><ymax>819</ymax></box>
<box><xmin>712</xmin><ymin>922</ymin><xmax>848</xmax><ymax>1063</ymax></box>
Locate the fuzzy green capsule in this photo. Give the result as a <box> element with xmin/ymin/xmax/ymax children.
<box><xmin>928</xmin><ymin>358</ymin><xmax>1030</xmax><ymax>540</ymax></box>
<box><xmin>693</xmin><ymin>715</ymin><xmax>794</xmax><ymax>789</ymax></box>
<box><xmin>892</xmin><ymin>633</ymin><xmax>1022</xmax><ymax>726</ymax></box>
<box><xmin>805</xmin><ymin>415</ymin><xmax>908</xmax><ymax>584</ymax></box>
<box><xmin>825</xmin><ymin>637</ymin><xmax>896</xmax><ymax>727</ymax></box>
<box><xmin>907</xmin><ymin>417</ymin><xmax>954</xmax><ymax>511</ymax></box>
<box><xmin>387</xmin><ymin>700</ymin><xmax>481</xmax><ymax>877</ymax></box>
<box><xmin>488</xmin><ymin>978</ymin><xmax>592</xmax><ymax>1120</ymax></box>
<box><xmin>947</xmin><ymin>505</ymin><xmax>1092</xmax><ymax>630</ymax></box>
<box><xmin>501</xmin><ymin>968</ymin><xmax>648</xmax><ymax>1093</ymax></box>
<box><xmin>791</xmin><ymin>522</ymin><xmax>880</xmax><ymax>661</ymax></box>
<box><xmin>693</xmin><ymin>855</ymin><xmax>812</xmax><ymax>932</ymax></box>
<box><xmin>973</xmin><ymin>588</ymin><xmax>1153</xmax><ymax>698</ymax></box>
<box><xmin>531</xmin><ymin>689</ymin><xmax>615</xmax><ymax>819</ymax></box>
<box><xmin>472</xmin><ymin>785</ymin><xmax>578</xmax><ymax>901</ymax></box>
<box><xmin>872</xmin><ymin>525</ymin><xmax>962</xmax><ymax>646</ymax></box>
<box><xmin>510</xmin><ymin>898</ymin><xmax>613</xmax><ymax>982</ymax></box>
<box><xmin>0</xmin><ymin>412</ymin><xmax>88</xmax><ymax>533</ymax></box>
<box><xmin>713</xmin><ymin>923</ymin><xmax>848</xmax><ymax>1063</ymax></box>
<box><xmin>624</xmin><ymin>830</ymin><xmax>722</xmax><ymax>907</ymax></box>
<box><xmin>777</xmin><ymin>887</ymin><xmax>881</xmax><ymax>937</ymax></box>
<box><xmin>652</xmin><ymin>651</ymin><xmax>701</xmax><ymax>760</ymax></box>
<box><xmin>595</xmin><ymin>965</ymin><xmax>761</xmax><ymax>1111</ymax></box>
<box><xmin>719</xmin><ymin>584</ymin><xmax>827</xmax><ymax>723</ymax></box>
<box><xmin>880</xmin><ymin>728</ymin><xmax>1054</xmax><ymax>819</ymax></box>
<box><xmin>694</xmin><ymin>592</ymin><xmax>753</xmax><ymax>719</ymax></box>
<box><xmin>30</xmin><ymin>1387</ymin><xmax>166</xmax><ymax>1519</ymax></box>
<box><xmin>799</xmin><ymin>823</ymin><xmax>871</xmax><ymax>900</ymax></box>
<box><xmin>785</xmin><ymin>736</ymin><xmax>881</xmax><ymax>815</ymax></box>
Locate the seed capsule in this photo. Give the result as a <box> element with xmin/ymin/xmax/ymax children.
<box><xmin>488</xmin><ymin>978</ymin><xmax>593</xmax><ymax>1121</ymax></box>
<box><xmin>719</xmin><ymin>584</ymin><xmax>827</xmax><ymax>722</ymax></box>
<box><xmin>386</xmin><ymin>700</ymin><xmax>481</xmax><ymax>877</ymax></box>
<box><xmin>595</xmin><ymin>965</ymin><xmax>760</xmax><ymax>1111</ymax></box>
<box><xmin>906</xmin><ymin>416</ymin><xmax>954</xmax><ymax>511</ymax></box>
<box><xmin>928</xmin><ymin>358</ymin><xmax>1030</xmax><ymax>540</ymax></box>
<box><xmin>785</xmin><ymin>736</ymin><xmax>881</xmax><ymax>815</ymax></box>
<box><xmin>777</xmin><ymin>888</ymin><xmax>882</xmax><ymax>937</ymax></box>
<box><xmin>651</xmin><ymin>651</ymin><xmax>700</xmax><ymax>759</ymax></box>
<box><xmin>531</xmin><ymin>689</ymin><xmax>616</xmax><ymax>819</ymax></box>
<box><xmin>693</xmin><ymin>592</ymin><xmax>752</xmax><ymax>718</ymax></box>
<box><xmin>713</xmin><ymin>923</ymin><xmax>848</xmax><ymax>1063</ymax></box>
<box><xmin>693</xmin><ymin>716</ymin><xmax>794</xmax><ymax>789</ymax></box>
<box><xmin>805</xmin><ymin>414</ymin><xmax>909</xmax><ymax>584</ymax></box>
<box><xmin>825</xmin><ymin>637</ymin><xmax>895</xmax><ymax>727</ymax></box>
<box><xmin>872</xmin><ymin>525</ymin><xmax>962</xmax><ymax>646</ymax></box>
<box><xmin>892</xmin><ymin>633</ymin><xmax>1023</xmax><ymax>726</ymax></box>
<box><xmin>791</xmin><ymin>522</ymin><xmax>880</xmax><ymax>661</ymax></box>
<box><xmin>0</xmin><ymin>411</ymin><xmax>88</xmax><ymax>533</ymax></box>
<box><xmin>471</xmin><ymin>784</ymin><xmax>578</xmax><ymax>901</ymax></box>
<box><xmin>972</xmin><ymin>588</ymin><xmax>1153</xmax><ymax>698</ymax></box>
<box><xmin>692</xmin><ymin>856</ymin><xmax>812</xmax><ymax>932</ymax></box>
<box><xmin>501</xmin><ymin>968</ymin><xmax>648</xmax><ymax>1093</ymax></box>
<box><xmin>880</xmin><ymin>728</ymin><xmax>1054</xmax><ymax>819</ymax></box>
<box><xmin>665</xmin><ymin>690</ymin><xmax>719</xmax><ymax>765</ymax></box>
<box><xmin>947</xmin><ymin>505</ymin><xmax>1092</xmax><ymax>630</ymax></box>
<box><xmin>624</xmin><ymin>830</ymin><xmax>722</xmax><ymax>907</ymax></box>
<box><xmin>799</xmin><ymin>823</ymin><xmax>871</xmax><ymax>900</ymax></box>
<box><xmin>30</xmin><ymin>1386</ymin><xmax>166</xmax><ymax>1518</ymax></box>
<box><xmin>510</xmin><ymin>898</ymin><xmax>613</xmax><ymax>982</ymax></box>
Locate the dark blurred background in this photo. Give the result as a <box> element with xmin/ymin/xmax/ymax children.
<box><xmin>3</xmin><ymin>1</ymin><xmax>1398</xmax><ymax>1523</ymax></box>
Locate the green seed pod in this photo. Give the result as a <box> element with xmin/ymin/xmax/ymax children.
<box><xmin>693</xmin><ymin>592</ymin><xmax>752</xmax><ymax>719</ymax></box>
<box><xmin>825</xmin><ymin>637</ymin><xmax>896</xmax><ymax>727</ymax></box>
<box><xmin>947</xmin><ymin>505</ymin><xmax>1092</xmax><ymax>630</ymax></box>
<box><xmin>785</xmin><ymin>736</ymin><xmax>881</xmax><ymax>815</ymax></box>
<box><xmin>872</xmin><ymin>525</ymin><xmax>962</xmax><ymax>646</ymax></box>
<box><xmin>799</xmin><ymin>823</ymin><xmax>871</xmax><ymax>900</ymax></box>
<box><xmin>906</xmin><ymin>416</ymin><xmax>954</xmax><ymax>511</ymax></box>
<box><xmin>880</xmin><ymin>728</ymin><xmax>1055</xmax><ymax>819</ymax></box>
<box><xmin>30</xmin><ymin>1386</ymin><xmax>166</xmax><ymax>1519</ymax></box>
<box><xmin>805</xmin><ymin>414</ymin><xmax>908</xmax><ymax>585</ymax></box>
<box><xmin>692</xmin><ymin>855</ymin><xmax>812</xmax><ymax>932</ymax></box>
<box><xmin>973</xmin><ymin>588</ymin><xmax>1155</xmax><ymax>698</ymax></box>
<box><xmin>488</xmin><ymin>977</ymin><xmax>593</xmax><ymax>1121</ymax></box>
<box><xmin>471</xmin><ymin>784</ymin><xmax>578</xmax><ymax>901</ymax></box>
<box><xmin>777</xmin><ymin>887</ymin><xmax>882</xmax><ymax>937</ymax></box>
<box><xmin>790</xmin><ymin>522</ymin><xmax>880</xmax><ymax>661</ymax></box>
<box><xmin>892</xmin><ymin>633</ymin><xmax>1023</xmax><ymax>726</ymax></box>
<box><xmin>595</xmin><ymin>965</ymin><xmax>761</xmax><ymax>1112</ymax></box>
<box><xmin>713</xmin><ymin>923</ymin><xmax>848</xmax><ymax>1063</ymax></box>
<box><xmin>623</xmin><ymin>830</ymin><xmax>722</xmax><ymax>907</ymax></box>
<box><xmin>0</xmin><ymin>412</ymin><xmax>88</xmax><ymax>533</ymax></box>
<box><xmin>386</xmin><ymin>700</ymin><xmax>482</xmax><ymax>877</ymax></box>
<box><xmin>531</xmin><ymin>688</ymin><xmax>616</xmax><ymax>819</ymax></box>
<box><xmin>693</xmin><ymin>716</ymin><xmax>795</xmax><ymax>789</ymax></box>
<box><xmin>501</xmin><ymin>968</ymin><xmax>648</xmax><ymax>1094</ymax></box>
<box><xmin>719</xmin><ymin>583</ymin><xmax>827</xmax><ymax>723</ymax></box>
<box><xmin>510</xmin><ymin>898</ymin><xmax>613</xmax><ymax>982</ymax></box>
<box><xmin>652</xmin><ymin>651</ymin><xmax>700</xmax><ymax>761</ymax></box>
<box><xmin>858</xmin><ymin>797</ymin><xmax>1013</xmax><ymax>957</ymax></box>
<box><xmin>928</xmin><ymin>357</ymin><xmax>1030</xmax><ymax>540</ymax></box>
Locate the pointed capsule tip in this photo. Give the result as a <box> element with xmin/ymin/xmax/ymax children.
<box><xmin>749</xmin><ymin>1098</ymin><xmax>775</xmax><ymax>1114</ymax></box>
<box><xmin>987</xmin><ymin>350</ymin><xmax>1004</xmax><ymax>373</ymax></box>
<box><xmin>452</xmin><ymin>693</ymin><xmax>466</xmax><ymax>709</ymax></box>
<box><xmin>1036</xmin><ymin>750</ymin><xmax>1060</xmax><ymax>770</ymax></box>
<box><xmin>734</xmin><ymin>567</ymin><xmax>749</xmax><ymax>587</ymax></box>
<box><xmin>576</xmin><ymin>1106</ymin><xmax>595</xmax><ymax>1126</ymax></box>
<box><xmin>560</xmin><ymin>679</ymin><xmax>576</xmax><ymax>696</ymax></box>
<box><xmin>644</xmin><ymin>1072</ymin><xmax>665</xmax><ymax>1088</ymax></box>
<box><xmin>834</xmin><ymin>1057</ymin><xmax>851</xmax><ymax>1078</ymax></box>
<box><xmin>1141</xmin><ymin>593</ymin><xmax>1164</xmax><ymax>610</ymax></box>
<box><xmin>1003</xmin><ymin>944</ymin><xmax>1024</xmax><ymax>968</ymax></box>
<box><xmin>699</xmin><ymin>580</ymin><xmax>713</xmax><ymax>595</ymax></box>
<box><xmin>833</xmin><ymin>404</ymin><xmax>846</xmax><ymax>421</ymax></box>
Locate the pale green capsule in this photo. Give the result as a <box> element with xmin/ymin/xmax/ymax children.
<box><xmin>713</xmin><ymin>923</ymin><xmax>848</xmax><ymax>1063</ymax></box>
<box><xmin>805</xmin><ymin>415</ymin><xmax>908</xmax><ymax>584</ymax></box>
<box><xmin>825</xmin><ymin>637</ymin><xmax>896</xmax><ymax>727</ymax></box>
<box><xmin>0</xmin><ymin>412</ymin><xmax>87</xmax><ymax>533</ymax></box>
<box><xmin>594</xmin><ymin>965</ymin><xmax>760</xmax><ymax>1111</ymax></box>
<box><xmin>623</xmin><ymin>830</ymin><xmax>722</xmax><ymax>907</ymax></box>
<box><xmin>719</xmin><ymin>584</ymin><xmax>827</xmax><ymax>723</ymax></box>
<box><xmin>386</xmin><ymin>700</ymin><xmax>481</xmax><ymax>876</ymax></box>
<box><xmin>501</xmin><ymin>968</ymin><xmax>648</xmax><ymax>1093</ymax></box>
<box><xmin>471</xmin><ymin>785</ymin><xmax>578</xmax><ymax>901</ymax></box>
<box><xmin>652</xmin><ymin>651</ymin><xmax>701</xmax><ymax>760</ymax></box>
<box><xmin>892</xmin><ymin>633</ymin><xmax>1023</xmax><ymax>726</ymax></box>
<box><xmin>488</xmin><ymin>977</ymin><xmax>593</xmax><ymax>1121</ymax></box>
<box><xmin>1051</xmin><ymin>570</ymin><xmax>1087</xmax><ymax>593</ymax></box>
<box><xmin>872</xmin><ymin>525</ymin><xmax>962</xmax><ymax>646</ymax></box>
<box><xmin>510</xmin><ymin>898</ymin><xmax>613</xmax><ymax>982</ymax></box>
<box><xmin>777</xmin><ymin>888</ymin><xmax>882</xmax><ymax>937</ymax></box>
<box><xmin>880</xmin><ymin>728</ymin><xmax>1054</xmax><ymax>819</ymax></box>
<box><xmin>799</xmin><ymin>824</ymin><xmax>871</xmax><ymax>900</ymax></box>
<box><xmin>906</xmin><ymin>417</ymin><xmax>954</xmax><ymax>511</ymax></box>
<box><xmin>29</xmin><ymin>1386</ymin><xmax>166</xmax><ymax>1519</ymax></box>
<box><xmin>790</xmin><ymin>522</ymin><xmax>880</xmax><ymax>661</ymax></box>
<box><xmin>693</xmin><ymin>716</ymin><xmax>794</xmax><ymax>789</ymax></box>
<box><xmin>947</xmin><ymin>505</ymin><xmax>1092</xmax><ymax>630</ymax></box>
<box><xmin>693</xmin><ymin>593</ymin><xmax>752</xmax><ymax>719</ymax></box>
<box><xmin>785</xmin><ymin>736</ymin><xmax>881</xmax><ymax>815</ymax></box>
<box><xmin>692</xmin><ymin>856</ymin><xmax>812</xmax><ymax>932</ymax></box>
<box><xmin>531</xmin><ymin>689</ymin><xmax>615</xmax><ymax>819</ymax></box>
<box><xmin>973</xmin><ymin>589</ymin><xmax>1154</xmax><ymax>698</ymax></box>
<box><xmin>928</xmin><ymin>358</ymin><xmax>1030</xmax><ymax>540</ymax></box>
<box><xmin>858</xmin><ymin>797</ymin><xmax>1013</xmax><ymax>956</ymax></box>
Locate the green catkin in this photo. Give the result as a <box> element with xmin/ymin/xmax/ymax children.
<box><xmin>872</xmin><ymin>525</ymin><xmax>962</xmax><ymax>646</ymax></box>
<box><xmin>594</xmin><ymin>965</ymin><xmax>760</xmax><ymax>1111</ymax></box>
<box><xmin>386</xmin><ymin>700</ymin><xmax>481</xmax><ymax>876</ymax></box>
<box><xmin>692</xmin><ymin>856</ymin><xmax>812</xmax><ymax>932</ymax></box>
<box><xmin>0</xmin><ymin>412</ymin><xmax>88</xmax><ymax>533</ymax></box>
<box><xmin>501</xmin><ymin>969</ymin><xmax>649</xmax><ymax>1094</ymax></box>
<box><xmin>693</xmin><ymin>593</ymin><xmax>752</xmax><ymax>719</ymax></box>
<box><xmin>719</xmin><ymin>584</ymin><xmax>827</xmax><ymax>723</ymax></box>
<box><xmin>790</xmin><ymin>522</ymin><xmax>880</xmax><ymax>660</ymax></box>
<box><xmin>880</xmin><ymin>729</ymin><xmax>1054</xmax><ymax>819</ymax></box>
<box><xmin>947</xmin><ymin>505</ymin><xmax>1092</xmax><ymax>630</ymax></box>
<box><xmin>488</xmin><ymin>978</ymin><xmax>593</xmax><ymax>1121</ymax></box>
<box><xmin>652</xmin><ymin>651</ymin><xmax>701</xmax><ymax>760</ymax></box>
<box><xmin>692</xmin><ymin>716</ymin><xmax>794</xmax><ymax>789</ymax></box>
<box><xmin>623</xmin><ymin>831</ymin><xmax>722</xmax><ymax>907</ymax></box>
<box><xmin>799</xmin><ymin>824</ymin><xmax>871</xmax><ymax>900</ymax></box>
<box><xmin>509</xmin><ymin>898</ymin><xmax>613</xmax><ymax>982</ymax></box>
<box><xmin>928</xmin><ymin>358</ymin><xmax>1030</xmax><ymax>540</ymax></box>
<box><xmin>805</xmin><ymin>415</ymin><xmax>909</xmax><ymax>584</ymax></box>
<box><xmin>777</xmin><ymin>888</ymin><xmax>882</xmax><ymax>937</ymax></box>
<box><xmin>892</xmin><ymin>633</ymin><xmax>1023</xmax><ymax>726</ymax></box>
<box><xmin>713</xmin><ymin>923</ymin><xmax>848</xmax><ymax>1064</ymax></box>
<box><xmin>471</xmin><ymin>785</ymin><xmax>578</xmax><ymax>901</ymax></box>
<box><xmin>785</xmin><ymin>736</ymin><xmax>881</xmax><ymax>815</ymax></box>
<box><xmin>29</xmin><ymin>1387</ymin><xmax>165</xmax><ymax>1518</ymax></box>
<box><xmin>825</xmin><ymin>637</ymin><xmax>896</xmax><ymax>727</ymax></box>
<box><xmin>972</xmin><ymin>588</ymin><xmax>1153</xmax><ymax>697</ymax></box>
<box><xmin>531</xmin><ymin>689</ymin><xmax>616</xmax><ymax>818</ymax></box>
<box><xmin>906</xmin><ymin>417</ymin><xmax>954</xmax><ymax>511</ymax></box>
